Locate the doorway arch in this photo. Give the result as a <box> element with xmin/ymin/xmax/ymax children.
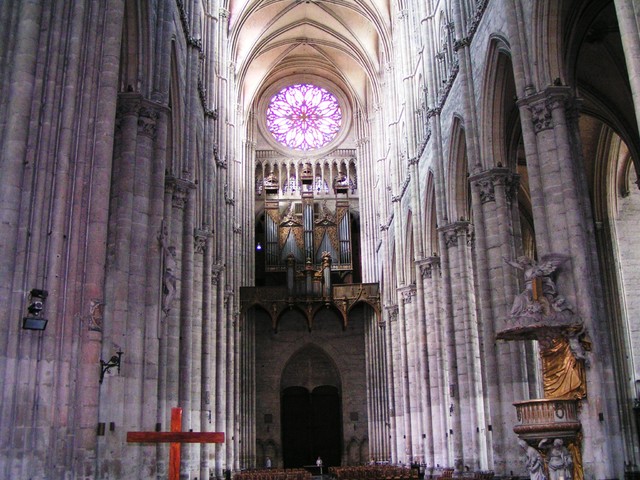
<box><xmin>281</xmin><ymin>346</ymin><xmax>343</xmax><ymax>468</ymax></box>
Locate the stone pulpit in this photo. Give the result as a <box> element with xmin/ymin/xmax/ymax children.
<box><xmin>498</xmin><ymin>254</ymin><xmax>590</xmax><ymax>480</ymax></box>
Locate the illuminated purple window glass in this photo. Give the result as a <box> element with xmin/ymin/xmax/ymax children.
<box><xmin>266</xmin><ymin>84</ymin><xmax>342</xmax><ymax>151</ymax></box>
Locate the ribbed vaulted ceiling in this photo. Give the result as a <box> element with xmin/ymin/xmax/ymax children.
<box><xmin>229</xmin><ymin>0</ymin><xmax>392</xmax><ymax>115</ymax></box>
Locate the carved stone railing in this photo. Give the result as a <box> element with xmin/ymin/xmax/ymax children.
<box><xmin>513</xmin><ymin>399</ymin><xmax>581</xmax><ymax>440</ymax></box>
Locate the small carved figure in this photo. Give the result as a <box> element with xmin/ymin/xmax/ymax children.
<box><xmin>334</xmin><ymin>170</ymin><xmax>349</xmax><ymax>191</ymax></box>
<box><xmin>321</xmin><ymin>251</ymin><xmax>332</xmax><ymax>269</ymax></box>
<box><xmin>282</xmin><ymin>202</ymin><xmax>296</xmax><ymax>223</ymax></box>
<box><xmin>88</xmin><ymin>299</ymin><xmax>105</xmax><ymax>332</ymax></box>
<box><xmin>504</xmin><ymin>254</ymin><xmax>573</xmax><ymax>319</ymax></box>
<box><xmin>321</xmin><ymin>252</ymin><xmax>332</xmax><ymax>297</ymax></box>
<box><xmin>264</xmin><ymin>171</ymin><xmax>278</xmax><ymax>187</ymax></box>
<box><xmin>518</xmin><ymin>439</ymin><xmax>546</xmax><ymax>480</ymax></box>
<box><xmin>159</xmin><ymin>224</ymin><xmax>178</xmax><ymax>314</ymax></box>
<box><xmin>539</xmin><ymin>439</ymin><xmax>573</xmax><ymax>480</ymax></box>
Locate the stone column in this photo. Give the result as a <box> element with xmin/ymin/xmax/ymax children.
<box><xmin>179</xmin><ymin>178</ymin><xmax>197</xmax><ymax>476</ymax></box>
<box><xmin>215</xmin><ymin>264</ymin><xmax>228</xmax><ymax>478</ymax></box>
<box><xmin>196</xmin><ymin>226</ymin><xmax>214</xmax><ymax>480</ymax></box>
<box><xmin>385</xmin><ymin>305</ymin><xmax>400</xmax><ymax>463</ymax></box>
<box><xmin>400</xmin><ymin>284</ymin><xmax>418</xmax><ymax>463</ymax></box>
<box><xmin>99</xmin><ymin>94</ymin><xmax>169</xmax><ymax>477</ymax></box>
<box><xmin>469</xmin><ymin>168</ymin><xmax>529</xmax><ymax>473</ymax></box>
<box><xmin>412</xmin><ymin>262</ymin><xmax>431</xmax><ymax>464</ymax></box>
<box><xmin>420</xmin><ymin>256</ymin><xmax>445</xmax><ymax>467</ymax></box>
<box><xmin>210</xmin><ymin>263</ymin><xmax>223</xmax><ymax>472</ymax></box>
<box><xmin>101</xmin><ymin>94</ymin><xmax>142</xmax><ymax>474</ymax></box>
<box><xmin>518</xmin><ymin>86</ymin><xmax>624</xmax><ymax>479</ymax></box>
<box><xmin>614</xmin><ymin>0</ymin><xmax>640</xmax><ymax>137</ymax></box>
<box><xmin>73</xmin><ymin>0</ymin><xmax>126</xmax><ymax>474</ymax></box>
<box><xmin>366</xmin><ymin>309</ymin><xmax>390</xmax><ymax>462</ymax></box>
<box><xmin>226</xmin><ymin>287</ymin><xmax>237</xmax><ymax>472</ymax></box>
<box><xmin>438</xmin><ymin>222</ymin><xmax>477</xmax><ymax>471</ymax></box>
<box><xmin>128</xmin><ymin>100</ymin><xmax>162</xmax><ymax>477</ymax></box>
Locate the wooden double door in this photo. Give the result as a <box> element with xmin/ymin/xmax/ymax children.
<box><xmin>282</xmin><ymin>385</ymin><xmax>342</xmax><ymax>468</ymax></box>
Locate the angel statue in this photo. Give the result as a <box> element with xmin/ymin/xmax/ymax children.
<box><xmin>504</xmin><ymin>254</ymin><xmax>573</xmax><ymax>319</ymax></box>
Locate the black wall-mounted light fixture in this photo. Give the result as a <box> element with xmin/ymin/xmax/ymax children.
<box><xmin>22</xmin><ymin>289</ymin><xmax>49</xmax><ymax>331</ymax></box>
<box><xmin>256</xmin><ymin>242</ymin><xmax>262</xmax><ymax>251</ymax></box>
<box><xmin>100</xmin><ymin>350</ymin><xmax>123</xmax><ymax>384</ymax></box>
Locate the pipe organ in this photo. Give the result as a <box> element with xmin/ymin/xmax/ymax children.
<box><xmin>255</xmin><ymin>152</ymin><xmax>359</xmax><ymax>285</ymax></box>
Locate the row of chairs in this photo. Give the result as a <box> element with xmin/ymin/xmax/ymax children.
<box><xmin>234</xmin><ymin>469</ymin><xmax>313</xmax><ymax>480</ymax></box>
<box><xmin>425</xmin><ymin>469</ymin><xmax>494</xmax><ymax>480</ymax></box>
<box><xmin>329</xmin><ymin>465</ymin><xmax>420</xmax><ymax>480</ymax></box>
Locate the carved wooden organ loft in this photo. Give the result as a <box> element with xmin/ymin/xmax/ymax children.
<box><xmin>245</xmin><ymin>151</ymin><xmax>380</xmax><ymax>328</ymax></box>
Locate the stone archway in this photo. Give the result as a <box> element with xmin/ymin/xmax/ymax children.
<box><xmin>281</xmin><ymin>346</ymin><xmax>343</xmax><ymax>468</ymax></box>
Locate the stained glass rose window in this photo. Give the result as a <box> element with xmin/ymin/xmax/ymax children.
<box><xmin>266</xmin><ymin>84</ymin><xmax>342</xmax><ymax>151</ymax></box>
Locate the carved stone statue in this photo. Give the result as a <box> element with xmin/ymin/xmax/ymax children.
<box><xmin>497</xmin><ymin>254</ymin><xmax>583</xmax><ymax>344</ymax></box>
<box><xmin>264</xmin><ymin>171</ymin><xmax>278</xmax><ymax>187</ymax></box>
<box><xmin>505</xmin><ymin>254</ymin><xmax>573</xmax><ymax>319</ymax></box>
<box><xmin>159</xmin><ymin>224</ymin><xmax>178</xmax><ymax>314</ymax></box>
<box><xmin>540</xmin><ymin>439</ymin><xmax>573</xmax><ymax>480</ymax></box>
<box><xmin>321</xmin><ymin>251</ymin><xmax>332</xmax><ymax>297</ymax></box>
<box><xmin>518</xmin><ymin>439</ymin><xmax>546</xmax><ymax>480</ymax></box>
<box><xmin>334</xmin><ymin>170</ymin><xmax>349</xmax><ymax>190</ymax></box>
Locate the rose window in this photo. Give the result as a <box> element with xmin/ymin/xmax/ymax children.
<box><xmin>266</xmin><ymin>84</ymin><xmax>342</xmax><ymax>151</ymax></box>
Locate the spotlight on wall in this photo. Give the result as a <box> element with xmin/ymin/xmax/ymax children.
<box><xmin>22</xmin><ymin>289</ymin><xmax>49</xmax><ymax>331</ymax></box>
<box><xmin>256</xmin><ymin>242</ymin><xmax>262</xmax><ymax>251</ymax></box>
<box><xmin>100</xmin><ymin>350</ymin><xmax>123</xmax><ymax>384</ymax></box>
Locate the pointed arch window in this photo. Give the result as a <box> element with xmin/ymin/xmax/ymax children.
<box><xmin>266</xmin><ymin>84</ymin><xmax>342</xmax><ymax>151</ymax></box>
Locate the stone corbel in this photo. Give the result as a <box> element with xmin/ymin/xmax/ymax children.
<box><xmin>399</xmin><ymin>284</ymin><xmax>417</xmax><ymax>305</ymax></box>
<box><xmin>438</xmin><ymin>221</ymin><xmax>471</xmax><ymax>249</ymax></box>
<box><xmin>194</xmin><ymin>228</ymin><xmax>213</xmax><ymax>254</ymax></box>
<box><xmin>165</xmin><ymin>176</ymin><xmax>196</xmax><ymax>209</ymax></box>
<box><xmin>418</xmin><ymin>255</ymin><xmax>440</xmax><ymax>279</ymax></box>
<box><xmin>211</xmin><ymin>263</ymin><xmax>225</xmax><ymax>285</ymax></box>
<box><xmin>385</xmin><ymin>304</ymin><xmax>399</xmax><ymax>322</ymax></box>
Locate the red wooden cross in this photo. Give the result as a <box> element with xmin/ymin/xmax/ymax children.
<box><xmin>127</xmin><ymin>407</ymin><xmax>225</xmax><ymax>480</ymax></box>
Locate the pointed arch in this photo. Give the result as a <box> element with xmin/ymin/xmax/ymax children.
<box><xmin>281</xmin><ymin>343</ymin><xmax>342</xmax><ymax>392</ymax></box>
<box><xmin>447</xmin><ymin>116</ymin><xmax>470</xmax><ymax>222</ymax></box>
<box><xmin>405</xmin><ymin>210</ymin><xmax>415</xmax><ymax>284</ymax></box>
<box><xmin>167</xmin><ymin>40</ymin><xmax>183</xmax><ymax>176</ymax></box>
<box><xmin>530</xmin><ymin>0</ymin><xmax>563</xmax><ymax>88</ymax></box>
<box><xmin>423</xmin><ymin>170</ymin><xmax>439</xmax><ymax>256</ymax></box>
<box><xmin>118</xmin><ymin>0</ymin><xmax>152</xmax><ymax>93</ymax></box>
<box><xmin>480</xmin><ymin>36</ymin><xmax>519</xmax><ymax>170</ymax></box>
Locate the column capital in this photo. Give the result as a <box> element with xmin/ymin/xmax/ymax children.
<box><xmin>211</xmin><ymin>263</ymin><xmax>225</xmax><ymax>285</ymax></box>
<box><xmin>438</xmin><ymin>221</ymin><xmax>473</xmax><ymax>248</ymax></box>
<box><xmin>417</xmin><ymin>256</ymin><xmax>440</xmax><ymax>279</ymax></box>
<box><xmin>194</xmin><ymin>228</ymin><xmax>213</xmax><ymax>254</ymax></box>
<box><xmin>116</xmin><ymin>93</ymin><xmax>142</xmax><ymax>117</ymax></box>
<box><xmin>165</xmin><ymin>176</ymin><xmax>196</xmax><ymax>209</ymax></box>
<box><xmin>137</xmin><ymin>105</ymin><xmax>159</xmax><ymax>138</ymax></box>
<box><xmin>469</xmin><ymin>167</ymin><xmax>520</xmax><ymax>204</ymax></box>
<box><xmin>517</xmin><ymin>85</ymin><xmax>576</xmax><ymax>133</ymax></box>
<box><xmin>385</xmin><ymin>304</ymin><xmax>399</xmax><ymax>322</ymax></box>
<box><xmin>398</xmin><ymin>284</ymin><xmax>417</xmax><ymax>305</ymax></box>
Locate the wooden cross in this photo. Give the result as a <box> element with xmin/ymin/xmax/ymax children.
<box><xmin>127</xmin><ymin>407</ymin><xmax>225</xmax><ymax>480</ymax></box>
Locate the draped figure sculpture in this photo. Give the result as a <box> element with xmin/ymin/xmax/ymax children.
<box><xmin>539</xmin><ymin>439</ymin><xmax>573</xmax><ymax>480</ymax></box>
<box><xmin>159</xmin><ymin>224</ymin><xmax>178</xmax><ymax>314</ymax></box>
<box><xmin>519</xmin><ymin>439</ymin><xmax>547</xmax><ymax>480</ymax></box>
